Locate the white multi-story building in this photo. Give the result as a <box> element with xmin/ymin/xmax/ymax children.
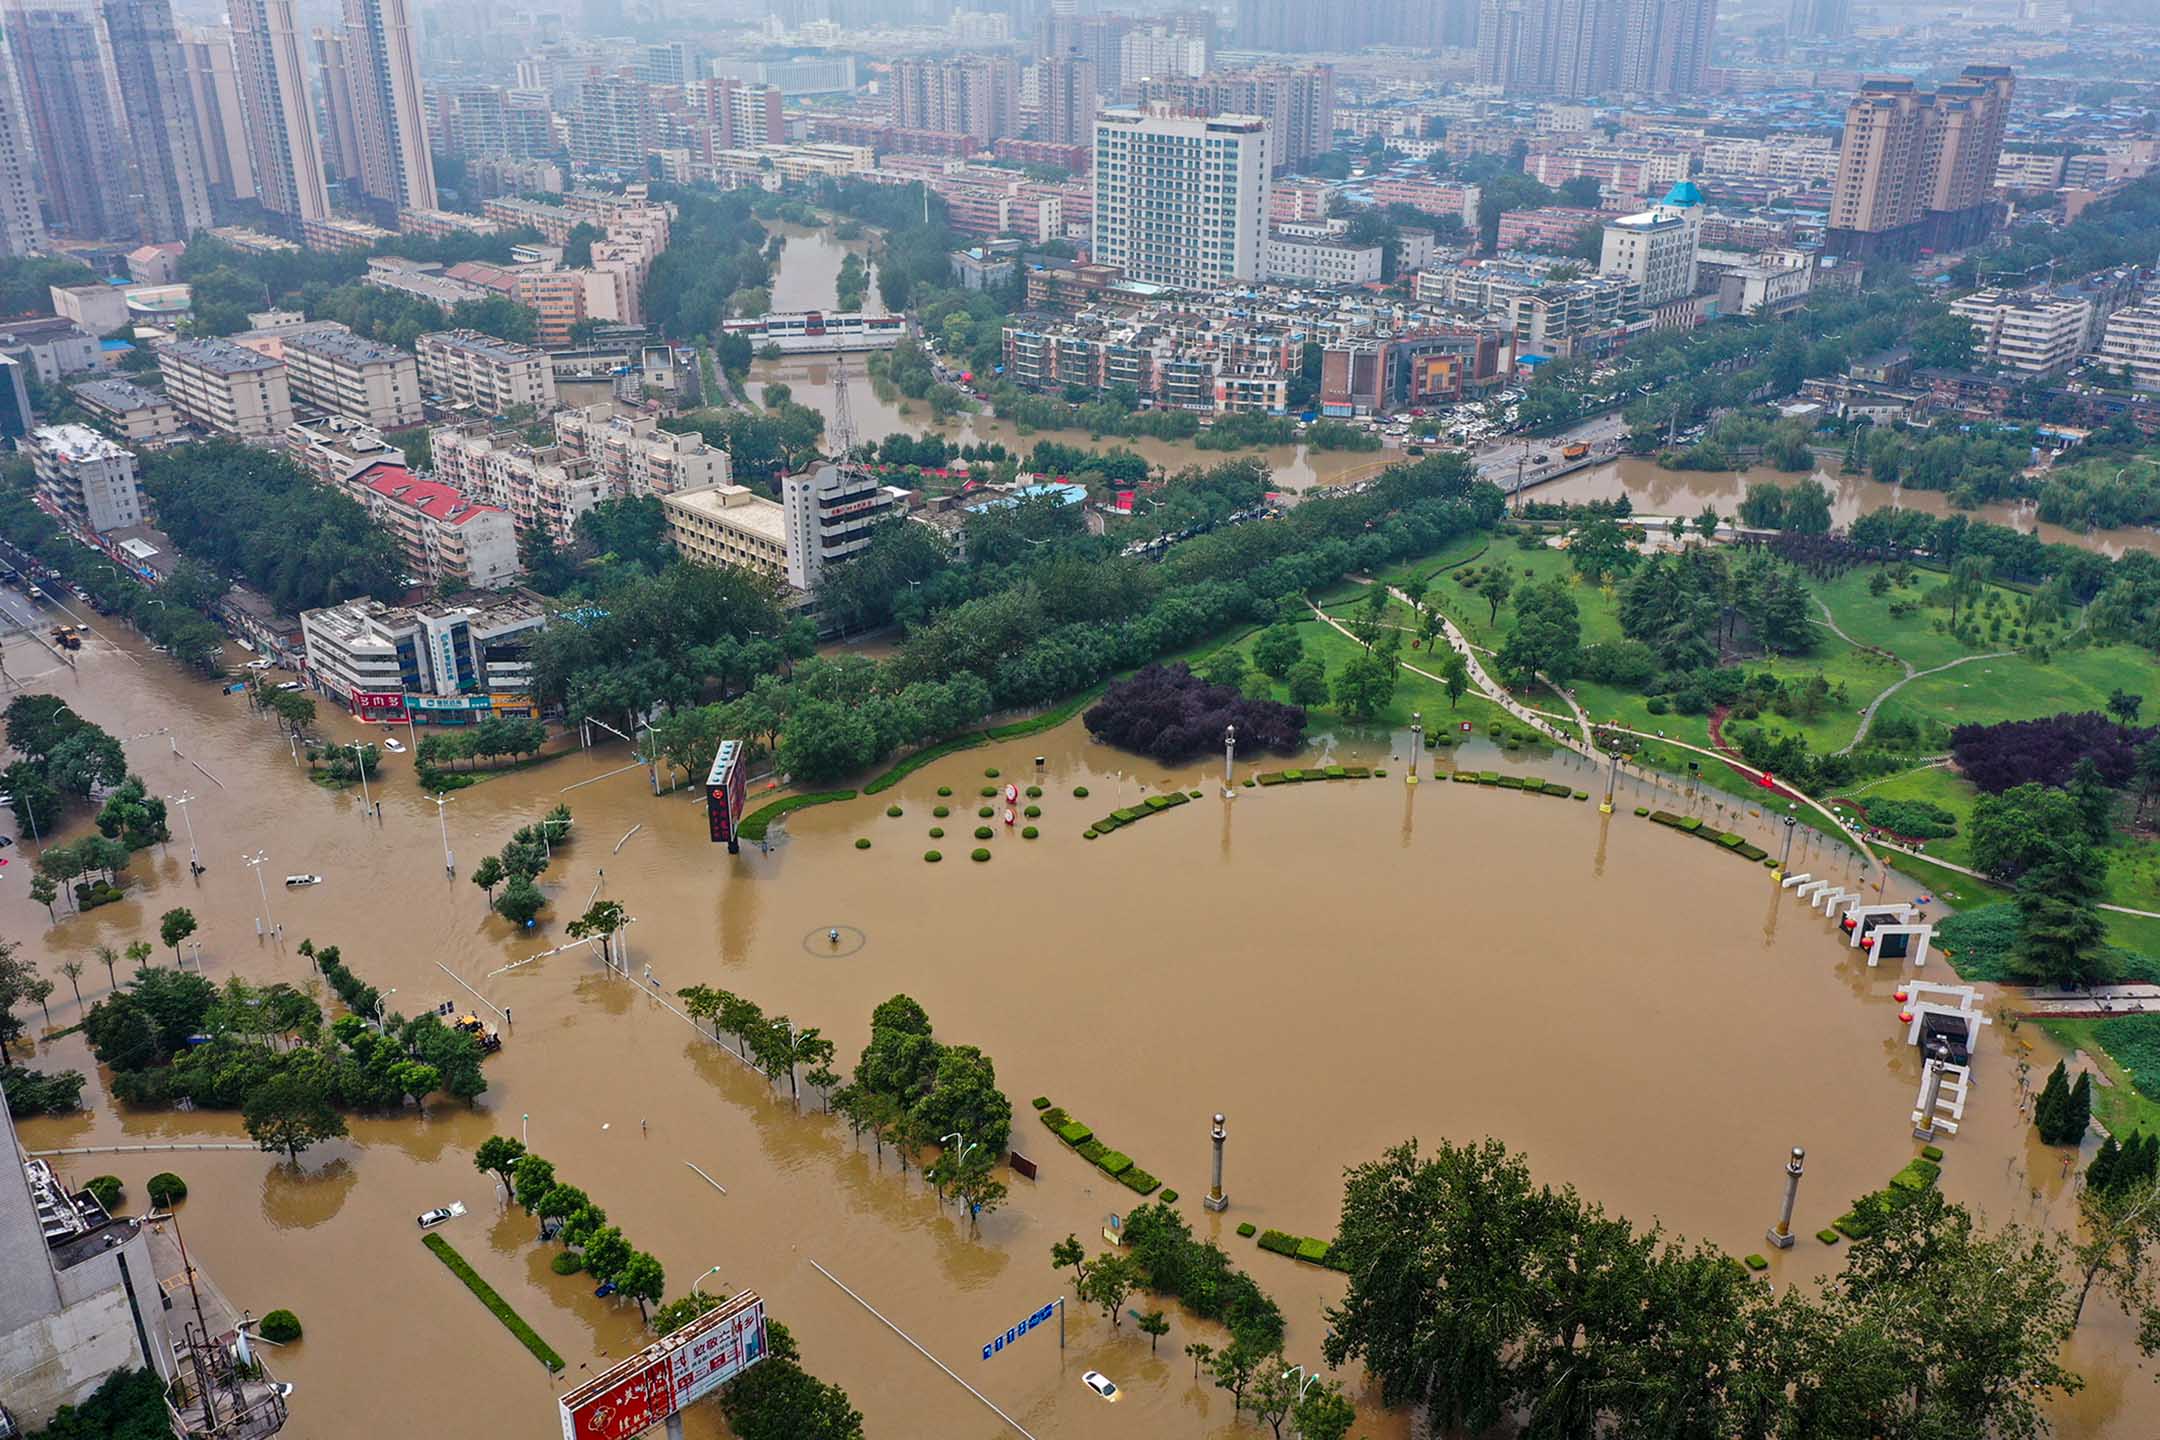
<box><xmin>662</xmin><ymin>483</ymin><xmax>790</xmax><ymax>579</ymax></box>
<box><xmin>417</xmin><ymin>329</ymin><xmax>557</xmax><ymax>415</ymax></box>
<box><xmin>29</xmin><ymin>424</ymin><xmax>142</xmax><ymax>534</ymax></box>
<box><xmin>155</xmin><ymin>336</ymin><xmax>296</xmax><ymax>439</ymax></box>
<box><xmin>1599</xmin><ymin>180</ymin><xmax>1703</xmax><ymax>307</ymax></box>
<box><xmin>282</xmin><ymin>326</ymin><xmax>424</xmax><ymax>428</ymax></box>
<box><xmin>551</xmin><ymin>402</ymin><xmax>729</xmax><ymax>497</ymax></box>
<box><xmin>1092</xmin><ymin>106</ymin><xmax>1271</xmax><ymax>290</ymax></box>
<box><xmin>300</xmin><ymin>591</ymin><xmax>546</xmax><ymax>712</ymax></box>
<box><xmin>1949</xmin><ymin>289</ymin><xmax>2093</xmax><ymax>377</ymax></box>
<box><xmin>2098</xmin><ymin>299</ymin><xmax>2160</xmax><ymax>391</ymax></box>
<box><xmin>285</xmin><ymin>413</ymin><xmax>406</xmax><ymax>485</ymax></box>
<box><xmin>344</xmin><ymin>461</ymin><xmax>521</xmax><ymax>589</ymax></box>
<box><xmin>1261</xmin><ymin>231</ymin><xmax>1382</xmax><ymax>286</ymax></box>
<box><xmin>781</xmin><ymin>461</ymin><xmax>906</xmax><ymax>591</ymax></box>
<box><xmin>429</xmin><ymin>422</ymin><xmax>609</xmax><ymax>536</ymax></box>
<box><xmin>71</xmin><ymin>378</ymin><xmax>181</xmax><ymax>443</ymax></box>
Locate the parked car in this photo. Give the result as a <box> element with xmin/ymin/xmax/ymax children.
<box><xmin>383</xmin><ymin>738</ymin><xmax>406</xmax><ymax>753</ymax></box>
<box><xmin>1082</xmin><ymin>1372</ymin><xmax>1119</xmax><ymax>1400</ymax></box>
<box><xmin>416</xmin><ymin>1203</ymin><xmax>465</xmax><ymax>1228</ymax></box>
<box><xmin>275</xmin><ymin>681</ymin><xmax>303</xmax><ymax>691</ymax></box>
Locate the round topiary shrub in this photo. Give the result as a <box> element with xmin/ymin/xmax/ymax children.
<box><xmin>1074</xmin><ymin>785</ymin><xmax>1090</xmax><ymax>798</ymax></box>
<box><xmin>259</xmin><ymin>1309</ymin><xmax>303</xmax><ymax>1343</ymax></box>
<box><xmin>146</xmin><ymin>1173</ymin><xmax>186</xmax><ymax>1207</ymax></box>
<box><xmin>974</xmin><ymin>826</ymin><xmax>994</xmax><ymax>840</ymax></box>
<box><xmin>984</xmin><ymin>767</ymin><xmax>1000</xmax><ymax>778</ymax></box>
<box><xmin>924</xmin><ymin>849</ymin><xmax>943</xmax><ymax>862</ymax></box>
<box><xmin>980</xmin><ymin>786</ymin><xmax>997</xmax><ymax>797</ymax></box>
<box><xmin>885</xmin><ymin>805</ymin><xmax>902</xmax><ymax>817</ymax></box>
<box><xmin>855</xmin><ymin>838</ymin><xmax>872</xmax><ymax>850</ymax></box>
<box><xmin>551</xmin><ymin>1251</ymin><xmax>584</xmax><ymax>1276</ymax></box>
<box><xmin>1025</xmin><ymin>785</ymin><xmax>1042</xmax><ymax>798</ymax></box>
<box><xmin>84</xmin><ymin>1175</ymin><xmax>123</xmax><ymax>1211</ymax></box>
<box><xmin>1188</xmin><ymin>789</ymin><xmax>1203</xmax><ymax>799</ymax></box>
<box><xmin>978</xmin><ymin>806</ymin><xmax>994</xmax><ymax>818</ymax></box>
<box><xmin>1022</xmin><ymin>826</ymin><xmax>1039</xmax><ymax>839</ymax></box>
<box><xmin>929</xmin><ymin>826</ymin><xmax>945</xmax><ymax>838</ymax></box>
<box><xmin>971</xmin><ymin>848</ymin><xmax>992</xmax><ymax>862</ymax></box>
<box><xmin>933</xmin><ymin>804</ymin><xmax>950</xmax><ymax>818</ymax></box>
<box><xmin>1023</xmin><ymin>804</ymin><xmax>1041</xmax><ymax>818</ymax></box>
<box><xmin>937</xmin><ymin>786</ymin><xmax>952</xmax><ymax>797</ymax></box>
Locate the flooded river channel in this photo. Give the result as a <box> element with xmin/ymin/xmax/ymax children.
<box><xmin>7</xmin><ymin>616</ymin><xmax>2153</xmax><ymax>1438</ymax></box>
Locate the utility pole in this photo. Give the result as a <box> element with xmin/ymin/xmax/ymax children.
<box><xmin>1407</xmin><ymin>711</ymin><xmax>1422</xmax><ymax>783</ymax></box>
<box><xmin>242</xmin><ymin>850</ymin><xmax>275</xmax><ymax>938</ymax></box>
<box><xmin>430</xmin><ymin>792</ymin><xmax>454</xmax><ymax>877</ymax></box>
<box><xmin>1221</xmin><ymin>723</ymin><xmax>1237</xmax><ymax>796</ymax></box>
<box><xmin>350</xmin><ymin>742</ymin><xmax>372</xmax><ymax>817</ymax></box>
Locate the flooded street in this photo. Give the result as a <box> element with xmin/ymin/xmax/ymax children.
<box><xmin>1538</xmin><ymin>455</ymin><xmax>2160</xmax><ymax>558</ymax></box>
<box><xmin>7</xmin><ymin>616</ymin><xmax>2154</xmax><ymax>1438</ymax></box>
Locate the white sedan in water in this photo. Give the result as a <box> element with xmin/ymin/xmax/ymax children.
<box><xmin>1082</xmin><ymin>1371</ymin><xmax>1118</xmax><ymax>1400</ymax></box>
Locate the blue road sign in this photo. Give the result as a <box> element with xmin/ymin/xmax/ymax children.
<box><xmin>982</xmin><ymin>1302</ymin><xmax>1057</xmax><ymax>1360</ymax></box>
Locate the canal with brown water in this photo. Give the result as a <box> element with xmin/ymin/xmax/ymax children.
<box><xmin>7</xmin><ymin>612</ymin><xmax>2153</xmax><ymax>1439</ymax></box>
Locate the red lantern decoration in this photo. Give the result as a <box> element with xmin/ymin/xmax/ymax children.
<box><xmin>1899</xmin><ymin>1011</ymin><xmax>1914</xmax><ymax>1023</ymax></box>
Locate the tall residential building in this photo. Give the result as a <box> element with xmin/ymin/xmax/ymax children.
<box><xmin>1825</xmin><ymin>66</ymin><xmax>2015</xmax><ymax>259</ymax></box>
<box><xmin>1040</xmin><ymin>53</ymin><xmax>1098</xmax><ymax>147</ymax></box>
<box><xmin>1092</xmin><ymin>105</ymin><xmax>1269</xmax><ymax>290</ymax></box>
<box><xmin>0</xmin><ymin>51</ymin><xmax>46</xmax><ymax>255</ymax></box>
<box><xmin>1118</xmin><ymin>27</ymin><xmax>1209</xmax><ymax>95</ymax></box>
<box><xmin>1235</xmin><ymin>0</ymin><xmax>1478</xmax><ymax>49</ymax></box>
<box><xmin>1599</xmin><ymin>179</ymin><xmax>1702</xmax><ymax>305</ymax></box>
<box><xmin>229</xmin><ymin>0</ymin><xmax>332</xmax><ymax>225</ymax></box>
<box><xmin>314</xmin><ymin>30</ymin><xmax>366</xmax><ymax>183</ymax></box>
<box><xmin>890</xmin><ymin>56</ymin><xmax>1019</xmax><ymax>143</ymax></box>
<box><xmin>99</xmin><ymin>0</ymin><xmax>213</xmax><ymax>243</ymax></box>
<box><xmin>341</xmin><ymin>0</ymin><xmax>438</xmax><ymax>212</ymax></box>
<box><xmin>1475</xmin><ymin>0</ymin><xmax>1713</xmax><ymax>97</ymax></box>
<box><xmin>573</xmin><ymin>74</ymin><xmax>654</xmax><ymax>175</ymax></box>
<box><xmin>1135</xmin><ymin>66</ymin><xmax>1334</xmax><ymax>171</ymax></box>
<box><xmin>181</xmin><ymin>26</ymin><xmax>257</xmax><ymax>202</ymax></box>
<box><xmin>1786</xmin><ymin>0</ymin><xmax>1849</xmax><ymax>38</ymax></box>
<box><xmin>31</xmin><ymin>424</ymin><xmax>144</xmax><ymax>534</ymax></box>
<box><xmin>11</xmin><ymin>8</ymin><xmax>134</xmax><ymax>239</ymax></box>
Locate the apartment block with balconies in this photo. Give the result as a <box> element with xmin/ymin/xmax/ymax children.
<box><xmin>154</xmin><ymin>336</ymin><xmax>295</xmax><ymax>439</ymax></box>
<box><xmin>417</xmin><ymin>329</ymin><xmax>557</xmax><ymax>415</ymax></box>
<box><xmin>282</xmin><ymin>326</ymin><xmax>423</xmax><ymax>428</ymax></box>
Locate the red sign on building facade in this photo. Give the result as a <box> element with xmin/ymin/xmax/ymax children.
<box><xmin>558</xmin><ymin>1292</ymin><xmax>767</xmax><ymax>1440</ymax></box>
<box><xmin>349</xmin><ymin>689</ymin><xmax>409</xmax><ymax>724</ymax></box>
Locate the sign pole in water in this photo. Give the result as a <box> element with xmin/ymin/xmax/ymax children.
<box><xmin>1222</xmin><ymin>723</ymin><xmax>1237</xmax><ymax>797</ymax></box>
<box><xmin>1203</xmin><ymin>1113</ymin><xmax>1229</xmax><ymax>1213</ymax></box>
<box><xmin>980</xmin><ymin>1299</ymin><xmax>1061</xmax><ymax>1361</ymax></box>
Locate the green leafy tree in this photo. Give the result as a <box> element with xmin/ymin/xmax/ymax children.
<box><xmin>1251</xmin><ymin>624</ymin><xmax>1304</xmax><ymax>679</ymax></box>
<box><xmin>1078</xmin><ymin>1251</ymin><xmax>1137</xmax><ymax>1326</ymax></box>
<box><xmin>29</xmin><ymin>874</ymin><xmax>57</xmax><ymax>923</ymax></box>
<box><xmin>617</xmin><ymin>1251</ymin><xmax>665</xmax><ymax>1321</ymax></box>
<box><xmin>1332</xmin><ymin>650</ymin><xmax>1399</xmax><ymax>721</ymax></box>
<box><xmin>1476</xmin><ymin>565</ymin><xmax>1513</xmax><ymax>624</ymax></box>
<box><xmin>1185</xmin><ymin>1340</ymin><xmax>1214</xmax><ymax>1380</ymax></box>
<box><xmin>474</xmin><ymin>1135</ymin><xmax>526</xmax><ymax>1192</ymax></box>
<box><xmin>1569</xmin><ymin>519</ymin><xmax>1636</xmax><ymax>583</ymax></box>
<box><xmin>582</xmin><ymin>1225</ymin><xmax>632</xmax><ymax>1285</ymax></box>
<box><xmin>1136</xmin><ymin>1308</ymin><xmax>1170</xmax><ymax>1351</ymax></box>
<box><xmin>566</xmin><ymin>899</ymin><xmax>629</xmax><ymax>969</ymax></box>
<box><xmin>511</xmin><ymin>1154</ymin><xmax>557</xmax><ymax>1213</ymax></box>
<box><xmin>1294</xmin><ymin>1381</ymin><xmax>1358</xmax><ymax>1440</ymax></box>
<box><xmin>2013</xmin><ymin>848</ymin><xmax>2112</xmax><ymax>989</ymax></box>
<box><xmin>1496</xmin><ymin>578</ymin><xmax>1581</xmax><ymax>686</ymax></box>
<box><xmin>1285</xmin><ymin>656</ymin><xmax>1329</xmax><ymax>708</ymax></box>
<box><xmin>495</xmin><ymin>874</ymin><xmax>545</xmax><ymax>928</ymax></box>
<box><xmin>469</xmin><ymin>854</ymin><xmax>504</xmax><ymax>904</ymax></box>
<box><xmin>242</xmin><ymin>1073</ymin><xmax>348</xmax><ymax>1161</ymax></box>
<box><xmin>1051</xmin><ymin>1234</ymin><xmax>1090</xmax><ymax>1293</ymax></box>
<box><xmin>1439</xmin><ymin>649</ymin><xmax>1470</xmax><ymax>709</ymax></box>
<box><xmin>159</xmin><ymin>908</ymin><xmax>197</xmax><ymax>961</ymax></box>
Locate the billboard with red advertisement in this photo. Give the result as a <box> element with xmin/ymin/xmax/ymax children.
<box><xmin>559</xmin><ymin>1292</ymin><xmax>766</xmax><ymax>1440</ymax></box>
<box><xmin>706</xmin><ymin>739</ymin><xmax>747</xmax><ymax>851</ymax></box>
<box><xmin>349</xmin><ymin>689</ymin><xmax>409</xmax><ymax>724</ymax></box>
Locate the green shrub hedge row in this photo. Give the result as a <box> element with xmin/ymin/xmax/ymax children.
<box><xmin>421</xmin><ymin>1233</ymin><xmax>563</xmax><ymax>1372</ymax></box>
<box><xmin>863</xmin><ymin>733</ymin><xmax>987</xmax><ymax>795</ymax></box>
<box><xmin>1252</xmin><ymin>765</ymin><xmax>1375</xmax><ymax>786</ymax></box>
<box><xmin>1254</xmin><ymin>1227</ymin><xmax>1344</xmax><ymax>1269</ymax></box>
<box><xmin>1645</xmin><ymin>809</ymin><xmax>1769</xmax><ymax>862</ymax></box>
<box><xmin>1089</xmin><ymin>788</ymin><xmax>1193</xmax><ymax>836</ymax></box>
<box><xmin>1833</xmin><ymin>1154</ymin><xmax>1945</xmax><ymax>1240</ymax></box>
<box><xmin>1038</xmin><ymin>1099</ymin><xmax>1162</xmax><ymax>1196</ymax></box>
<box><xmin>737</xmin><ymin>789</ymin><xmax>857</xmax><ymax>842</ymax></box>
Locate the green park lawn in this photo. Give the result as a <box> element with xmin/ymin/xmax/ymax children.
<box><xmin>1806</xmin><ymin>568</ymin><xmax>2048</xmax><ymax>673</ymax></box>
<box><xmin>2034</xmin><ymin>1018</ymin><xmax>2160</xmax><ymax>1140</ymax></box>
<box><xmin>1199</xmin><ymin>618</ymin><xmax>1529</xmax><ymax>743</ymax></box>
<box><xmin>1873</xmin><ymin>642</ymin><xmax>2155</xmax><ymax>734</ymax></box>
<box><xmin>1845</xmin><ymin>765</ymin><xmax>1981</xmax><ymax>869</ymax></box>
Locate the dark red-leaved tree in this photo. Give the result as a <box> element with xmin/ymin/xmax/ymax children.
<box><xmin>1950</xmin><ymin>711</ymin><xmax>2153</xmax><ymax>793</ymax></box>
<box><xmin>1084</xmin><ymin>664</ymin><xmax>1306</xmax><ymax>763</ymax></box>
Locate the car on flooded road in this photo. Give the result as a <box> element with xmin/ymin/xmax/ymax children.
<box><xmin>1082</xmin><ymin>1371</ymin><xmax>1118</xmax><ymax>1400</ymax></box>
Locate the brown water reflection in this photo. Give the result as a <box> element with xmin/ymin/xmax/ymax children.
<box><xmin>7</xmin><ymin>617</ymin><xmax>2152</xmax><ymax>1436</ymax></box>
<box><xmin>1537</xmin><ymin>456</ymin><xmax>2160</xmax><ymax>558</ymax></box>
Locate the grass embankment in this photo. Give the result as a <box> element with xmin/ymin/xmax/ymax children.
<box><xmin>1202</xmin><ymin>617</ymin><xmax>1530</xmax><ymax>744</ymax></box>
<box><xmin>420</xmin><ymin>1233</ymin><xmax>563</xmax><ymax>1372</ymax></box>
<box><xmin>2034</xmin><ymin>1018</ymin><xmax>2160</xmax><ymax>1140</ymax></box>
<box><xmin>1873</xmin><ymin>642</ymin><xmax>2157</xmax><ymax>735</ymax></box>
<box><xmin>737</xmin><ymin>789</ymin><xmax>856</xmax><ymax>842</ymax></box>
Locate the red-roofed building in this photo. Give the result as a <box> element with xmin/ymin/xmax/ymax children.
<box><xmin>346</xmin><ymin>462</ymin><xmax>521</xmax><ymax>590</ymax></box>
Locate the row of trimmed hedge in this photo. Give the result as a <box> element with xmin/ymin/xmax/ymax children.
<box><xmin>1452</xmin><ymin>772</ymin><xmax>1586</xmax><ymax>800</ymax></box>
<box><xmin>421</xmin><ymin>1232</ymin><xmax>564</xmax><ymax>1372</ymax></box>
<box><xmin>1831</xmin><ymin>1151</ymin><xmax>1943</xmax><ymax>1241</ymax></box>
<box><xmin>1086</xmin><ymin>788</ymin><xmax>1192</xmax><ymax>839</ymax></box>
<box><xmin>737</xmin><ymin>789</ymin><xmax>857</xmax><ymax>842</ymax></box>
<box><xmin>1034</xmin><ymin>1099</ymin><xmax>1161</xmax><ymax>1195</ymax></box>
<box><xmin>1254</xmin><ymin>1226</ymin><xmax>1350</xmax><ymax>1271</ymax></box>
<box><xmin>1254</xmin><ymin>764</ymin><xmax>1379</xmax><ymax>786</ymax></box>
<box><xmin>862</xmin><ymin>734</ymin><xmax>986</xmax><ymax>795</ymax></box>
<box><xmin>1647</xmin><ymin>809</ymin><xmax>1770</xmax><ymax>863</ymax></box>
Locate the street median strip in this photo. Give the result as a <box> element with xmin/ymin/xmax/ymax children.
<box><xmin>421</xmin><ymin>1232</ymin><xmax>563</xmax><ymax>1372</ymax></box>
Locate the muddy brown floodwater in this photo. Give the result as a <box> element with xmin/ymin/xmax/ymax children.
<box><xmin>5</xmin><ymin>615</ymin><xmax>2154</xmax><ymax>1439</ymax></box>
<box><xmin>1537</xmin><ymin>456</ymin><xmax>2160</xmax><ymax>559</ymax></box>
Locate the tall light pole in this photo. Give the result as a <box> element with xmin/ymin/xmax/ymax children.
<box><xmin>1408</xmin><ymin>711</ymin><xmax>1422</xmax><ymax>783</ymax></box>
<box><xmin>1222</xmin><ymin>723</ymin><xmax>1237</xmax><ymax>796</ymax></box>
<box><xmin>1765</xmin><ymin>1145</ymin><xmax>1804</xmax><ymax>1250</ymax></box>
<box><xmin>939</xmin><ymin>1132</ymin><xmax>981</xmax><ymax>1169</ymax></box>
<box><xmin>348</xmin><ymin>742</ymin><xmax>373</xmax><ymax>817</ymax></box>
<box><xmin>373</xmin><ymin>987</ymin><xmax>397</xmax><ymax>1032</ymax></box>
<box><xmin>242</xmin><ymin>850</ymin><xmax>274</xmax><ymax>937</ymax></box>
<box><xmin>691</xmin><ymin>1264</ymin><xmax>725</xmax><ymax>1297</ymax></box>
<box><xmin>430</xmin><ymin>792</ymin><xmax>454</xmax><ymax>877</ymax></box>
<box><xmin>1203</xmin><ymin>1113</ymin><xmax>1229</xmax><ymax>1212</ymax></box>
<box><xmin>521</xmin><ymin>1112</ymin><xmax>529</xmax><ymax>1145</ymax></box>
<box><xmin>167</xmin><ymin>790</ymin><xmax>198</xmax><ymax>868</ymax></box>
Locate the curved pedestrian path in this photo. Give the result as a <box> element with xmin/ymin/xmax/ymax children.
<box><xmin>1309</xmin><ymin>586</ymin><xmax>1882</xmax><ymax>871</ymax></box>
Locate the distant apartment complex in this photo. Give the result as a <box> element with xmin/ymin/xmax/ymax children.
<box><xmin>417</xmin><ymin>330</ymin><xmax>558</xmax><ymax>414</ymax></box>
<box><xmin>1475</xmin><ymin>0</ymin><xmax>1717</xmax><ymax>97</ymax></box>
<box><xmin>281</xmin><ymin>326</ymin><xmax>424</xmax><ymax>428</ymax></box>
<box><xmin>552</xmin><ymin>403</ymin><xmax>729</xmax><ymax>496</ymax></box>
<box><xmin>1826</xmin><ymin>66</ymin><xmax>2015</xmax><ymax>259</ymax></box>
<box><xmin>1092</xmin><ymin>106</ymin><xmax>1269</xmax><ymax>290</ymax></box>
<box><xmin>30</xmin><ymin>424</ymin><xmax>143</xmax><ymax>534</ymax></box>
<box><xmin>72</xmin><ymin>378</ymin><xmax>182</xmax><ymax>443</ymax></box>
<box><xmin>340</xmin><ymin>462</ymin><xmax>520</xmax><ymax>589</ymax></box>
<box><xmin>1949</xmin><ymin>289</ymin><xmax>2092</xmax><ymax>377</ymax></box>
<box><xmin>156</xmin><ymin>336</ymin><xmax>296</xmax><ymax>438</ymax></box>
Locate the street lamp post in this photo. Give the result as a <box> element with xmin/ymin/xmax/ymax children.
<box><xmin>167</xmin><ymin>790</ymin><xmax>198</xmax><ymax>869</ymax></box>
<box><xmin>1222</xmin><ymin>723</ymin><xmax>1237</xmax><ymax>796</ymax></box>
<box><xmin>1203</xmin><ymin>1114</ymin><xmax>1229</xmax><ymax>1212</ymax></box>
<box><xmin>691</xmin><ymin>1264</ymin><xmax>725</xmax><ymax>1298</ymax></box>
<box><xmin>538</xmin><ymin>813</ymin><xmax>570</xmax><ymax>862</ymax></box>
<box><xmin>1777</xmin><ymin>816</ymin><xmax>1798</xmax><ymax>876</ymax></box>
<box><xmin>349</xmin><ymin>742</ymin><xmax>373</xmax><ymax>818</ymax></box>
<box><xmin>1765</xmin><ymin>1146</ymin><xmax>1805</xmax><ymax>1250</ymax></box>
<box><xmin>521</xmin><ymin>1112</ymin><xmax>529</xmax><ymax>1145</ymax></box>
<box><xmin>242</xmin><ymin>850</ymin><xmax>275</xmax><ymax>938</ymax></box>
<box><xmin>1408</xmin><ymin>711</ymin><xmax>1422</xmax><ymax>783</ymax></box>
<box><xmin>373</xmin><ymin>987</ymin><xmax>398</xmax><ymax>1032</ymax></box>
<box><xmin>429</xmin><ymin>792</ymin><xmax>454</xmax><ymax>877</ymax></box>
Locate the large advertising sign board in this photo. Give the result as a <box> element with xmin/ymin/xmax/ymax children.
<box><xmin>559</xmin><ymin>1292</ymin><xmax>766</xmax><ymax>1440</ymax></box>
<box><xmin>349</xmin><ymin>689</ymin><xmax>408</xmax><ymax>724</ymax></box>
<box><xmin>706</xmin><ymin>739</ymin><xmax>747</xmax><ymax>851</ymax></box>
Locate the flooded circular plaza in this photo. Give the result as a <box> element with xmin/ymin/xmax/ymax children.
<box><xmin>7</xmin><ymin>618</ymin><xmax>2152</xmax><ymax>1439</ymax></box>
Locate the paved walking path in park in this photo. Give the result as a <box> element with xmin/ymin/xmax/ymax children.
<box><xmin>2016</xmin><ymin>985</ymin><xmax>2160</xmax><ymax>1018</ymax></box>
